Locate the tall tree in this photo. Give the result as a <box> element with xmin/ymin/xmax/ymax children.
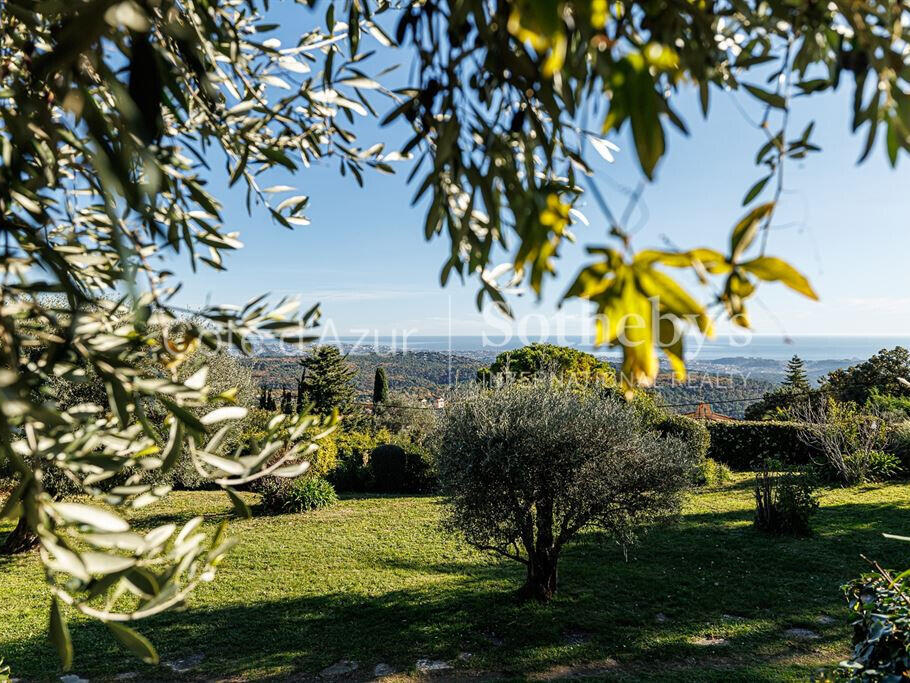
<box><xmin>299</xmin><ymin>347</ymin><xmax>357</xmax><ymax>417</ymax></box>
<box><xmin>783</xmin><ymin>355</ymin><xmax>810</xmax><ymax>392</ymax></box>
<box><xmin>372</xmin><ymin>367</ymin><xmax>390</xmax><ymax>404</ymax></box>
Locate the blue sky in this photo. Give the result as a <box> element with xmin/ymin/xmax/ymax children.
<box><xmin>171</xmin><ymin>7</ymin><xmax>910</xmax><ymax>340</ymax></box>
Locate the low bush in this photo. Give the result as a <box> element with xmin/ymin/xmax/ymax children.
<box><xmin>369</xmin><ymin>443</ymin><xmax>436</xmax><ymax>493</ymax></box>
<box><xmin>707</xmin><ymin>420</ymin><xmax>822</xmax><ymax>470</ymax></box>
<box><xmin>754</xmin><ymin>460</ymin><xmax>819</xmax><ymax>536</ymax></box>
<box><xmin>256</xmin><ymin>476</ymin><xmax>337</xmax><ymax>514</ymax></box>
<box><xmin>694</xmin><ymin>458</ymin><xmax>733</xmax><ymax>487</ymax></box>
<box><xmin>844</xmin><ymin>450</ymin><xmax>902</xmax><ymax>483</ymax></box>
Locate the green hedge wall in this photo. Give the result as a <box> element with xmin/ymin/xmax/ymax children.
<box><xmin>705</xmin><ymin>420</ymin><xmax>824</xmax><ymax>471</ymax></box>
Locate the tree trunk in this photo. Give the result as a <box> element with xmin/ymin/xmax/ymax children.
<box><xmin>519</xmin><ymin>550</ymin><xmax>558</xmax><ymax>602</ymax></box>
<box><xmin>0</xmin><ymin>514</ymin><xmax>38</xmax><ymax>555</ymax></box>
<box><xmin>519</xmin><ymin>498</ymin><xmax>559</xmax><ymax>601</ymax></box>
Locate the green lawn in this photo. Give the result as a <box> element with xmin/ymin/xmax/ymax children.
<box><xmin>2</xmin><ymin>477</ymin><xmax>910</xmax><ymax>681</ymax></box>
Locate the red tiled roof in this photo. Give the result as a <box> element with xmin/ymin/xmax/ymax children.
<box><xmin>682</xmin><ymin>403</ymin><xmax>735</xmax><ymax>421</ymax></box>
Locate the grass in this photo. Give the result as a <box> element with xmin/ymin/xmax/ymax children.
<box><xmin>2</xmin><ymin>476</ymin><xmax>910</xmax><ymax>681</ymax></box>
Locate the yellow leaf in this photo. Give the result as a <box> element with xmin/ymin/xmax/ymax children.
<box><xmin>739</xmin><ymin>256</ymin><xmax>819</xmax><ymax>300</ymax></box>
<box><xmin>659</xmin><ymin>317</ymin><xmax>687</xmax><ymax>381</ymax></box>
<box><xmin>729</xmin><ymin>202</ymin><xmax>774</xmax><ymax>261</ymax></box>
<box><xmin>634</xmin><ymin>267</ymin><xmax>713</xmax><ymax>335</ymax></box>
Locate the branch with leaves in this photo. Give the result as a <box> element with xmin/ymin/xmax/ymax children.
<box><xmin>0</xmin><ymin>0</ymin><xmax>397</xmax><ymax>668</ymax></box>
<box><xmin>391</xmin><ymin>0</ymin><xmax>909</xmax><ymax>391</ymax></box>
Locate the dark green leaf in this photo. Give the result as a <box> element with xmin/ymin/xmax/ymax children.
<box><xmin>49</xmin><ymin>598</ymin><xmax>73</xmax><ymax>671</ymax></box>
<box><xmin>107</xmin><ymin>622</ymin><xmax>159</xmax><ymax>664</ymax></box>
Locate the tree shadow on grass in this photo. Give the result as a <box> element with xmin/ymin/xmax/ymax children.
<box><xmin>5</xmin><ymin>501</ymin><xmax>903</xmax><ymax>682</ymax></box>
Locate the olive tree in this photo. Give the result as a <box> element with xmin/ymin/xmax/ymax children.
<box><xmin>435</xmin><ymin>380</ymin><xmax>695</xmax><ymax>601</ymax></box>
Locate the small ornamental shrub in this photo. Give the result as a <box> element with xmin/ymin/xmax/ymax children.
<box><xmin>369</xmin><ymin>443</ymin><xmax>436</xmax><ymax>493</ymax></box>
<box><xmin>844</xmin><ymin>450</ymin><xmax>902</xmax><ymax>483</ymax></box>
<box><xmin>256</xmin><ymin>476</ymin><xmax>337</xmax><ymax>514</ymax></box>
<box><xmin>840</xmin><ymin>563</ymin><xmax>910</xmax><ymax>679</ymax></box>
<box><xmin>754</xmin><ymin>460</ymin><xmax>819</xmax><ymax>536</ymax></box>
<box><xmin>285</xmin><ymin>477</ymin><xmax>337</xmax><ymax>511</ymax></box>
<box><xmin>694</xmin><ymin>458</ymin><xmax>733</xmax><ymax>488</ymax></box>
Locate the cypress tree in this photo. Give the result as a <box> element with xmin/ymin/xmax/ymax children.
<box><xmin>783</xmin><ymin>354</ymin><xmax>810</xmax><ymax>392</ymax></box>
<box><xmin>372</xmin><ymin>367</ymin><xmax>389</xmax><ymax>404</ymax></box>
<box><xmin>298</xmin><ymin>345</ymin><xmax>356</xmax><ymax>416</ymax></box>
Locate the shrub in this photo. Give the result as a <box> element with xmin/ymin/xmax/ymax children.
<box><xmin>326</xmin><ymin>429</ymin><xmax>383</xmax><ymax>492</ymax></box>
<box><xmin>886</xmin><ymin>421</ymin><xmax>910</xmax><ymax>469</ymax></box>
<box><xmin>256</xmin><ymin>476</ymin><xmax>337</xmax><ymax>514</ymax></box>
<box><xmin>867</xmin><ymin>388</ymin><xmax>910</xmax><ymax>422</ymax></box>
<box><xmin>790</xmin><ymin>398</ymin><xmax>891</xmax><ymax>485</ymax></box>
<box><xmin>435</xmin><ymin>379</ymin><xmax>696</xmax><ymax>601</ymax></box>
<box><xmin>753</xmin><ymin>461</ymin><xmax>819</xmax><ymax>536</ymax></box>
<box><xmin>845</xmin><ymin>450</ymin><xmax>902</xmax><ymax>483</ymax></box>
<box><xmin>656</xmin><ymin>414</ymin><xmax>710</xmax><ymax>460</ymax></box>
<box><xmin>840</xmin><ymin>564</ymin><xmax>910</xmax><ymax>679</ymax></box>
<box><xmin>706</xmin><ymin>420</ymin><xmax>822</xmax><ymax>470</ymax></box>
<box><xmin>694</xmin><ymin>458</ymin><xmax>733</xmax><ymax>488</ymax></box>
<box><xmin>369</xmin><ymin>443</ymin><xmax>436</xmax><ymax>493</ymax></box>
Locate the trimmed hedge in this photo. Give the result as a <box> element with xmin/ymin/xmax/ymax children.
<box><xmin>655</xmin><ymin>414</ymin><xmax>710</xmax><ymax>462</ymax></box>
<box><xmin>706</xmin><ymin>420</ymin><xmax>823</xmax><ymax>471</ymax></box>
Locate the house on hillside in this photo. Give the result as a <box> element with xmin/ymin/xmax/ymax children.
<box><xmin>683</xmin><ymin>403</ymin><xmax>735</xmax><ymax>421</ymax></box>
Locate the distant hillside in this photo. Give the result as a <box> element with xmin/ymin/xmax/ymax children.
<box><xmin>245</xmin><ymin>351</ymin><xmax>773</xmax><ymax>416</ymax></box>
<box><xmin>687</xmin><ymin>357</ymin><xmax>857</xmax><ymax>385</ymax></box>
<box><xmin>651</xmin><ymin>372</ymin><xmax>774</xmax><ymax>419</ymax></box>
<box><xmin>244</xmin><ymin>351</ymin><xmax>482</xmax><ymax>400</ymax></box>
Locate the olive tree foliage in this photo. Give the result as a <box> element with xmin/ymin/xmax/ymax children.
<box><xmin>435</xmin><ymin>379</ymin><xmax>695</xmax><ymax>601</ymax></box>
<box><xmin>390</xmin><ymin>0</ymin><xmax>910</xmax><ymax>391</ymax></box>
<box><xmin>0</xmin><ymin>0</ymin><xmax>398</xmax><ymax>669</ymax></box>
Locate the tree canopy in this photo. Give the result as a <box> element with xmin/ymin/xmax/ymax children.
<box><xmin>393</xmin><ymin>0</ymin><xmax>910</xmax><ymax>388</ymax></box>
<box><xmin>478</xmin><ymin>342</ymin><xmax>615</xmax><ymax>384</ymax></box>
<box><xmin>822</xmin><ymin>347</ymin><xmax>910</xmax><ymax>405</ymax></box>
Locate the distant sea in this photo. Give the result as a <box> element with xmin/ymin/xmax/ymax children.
<box><xmin>328</xmin><ymin>334</ymin><xmax>910</xmax><ymax>362</ymax></box>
